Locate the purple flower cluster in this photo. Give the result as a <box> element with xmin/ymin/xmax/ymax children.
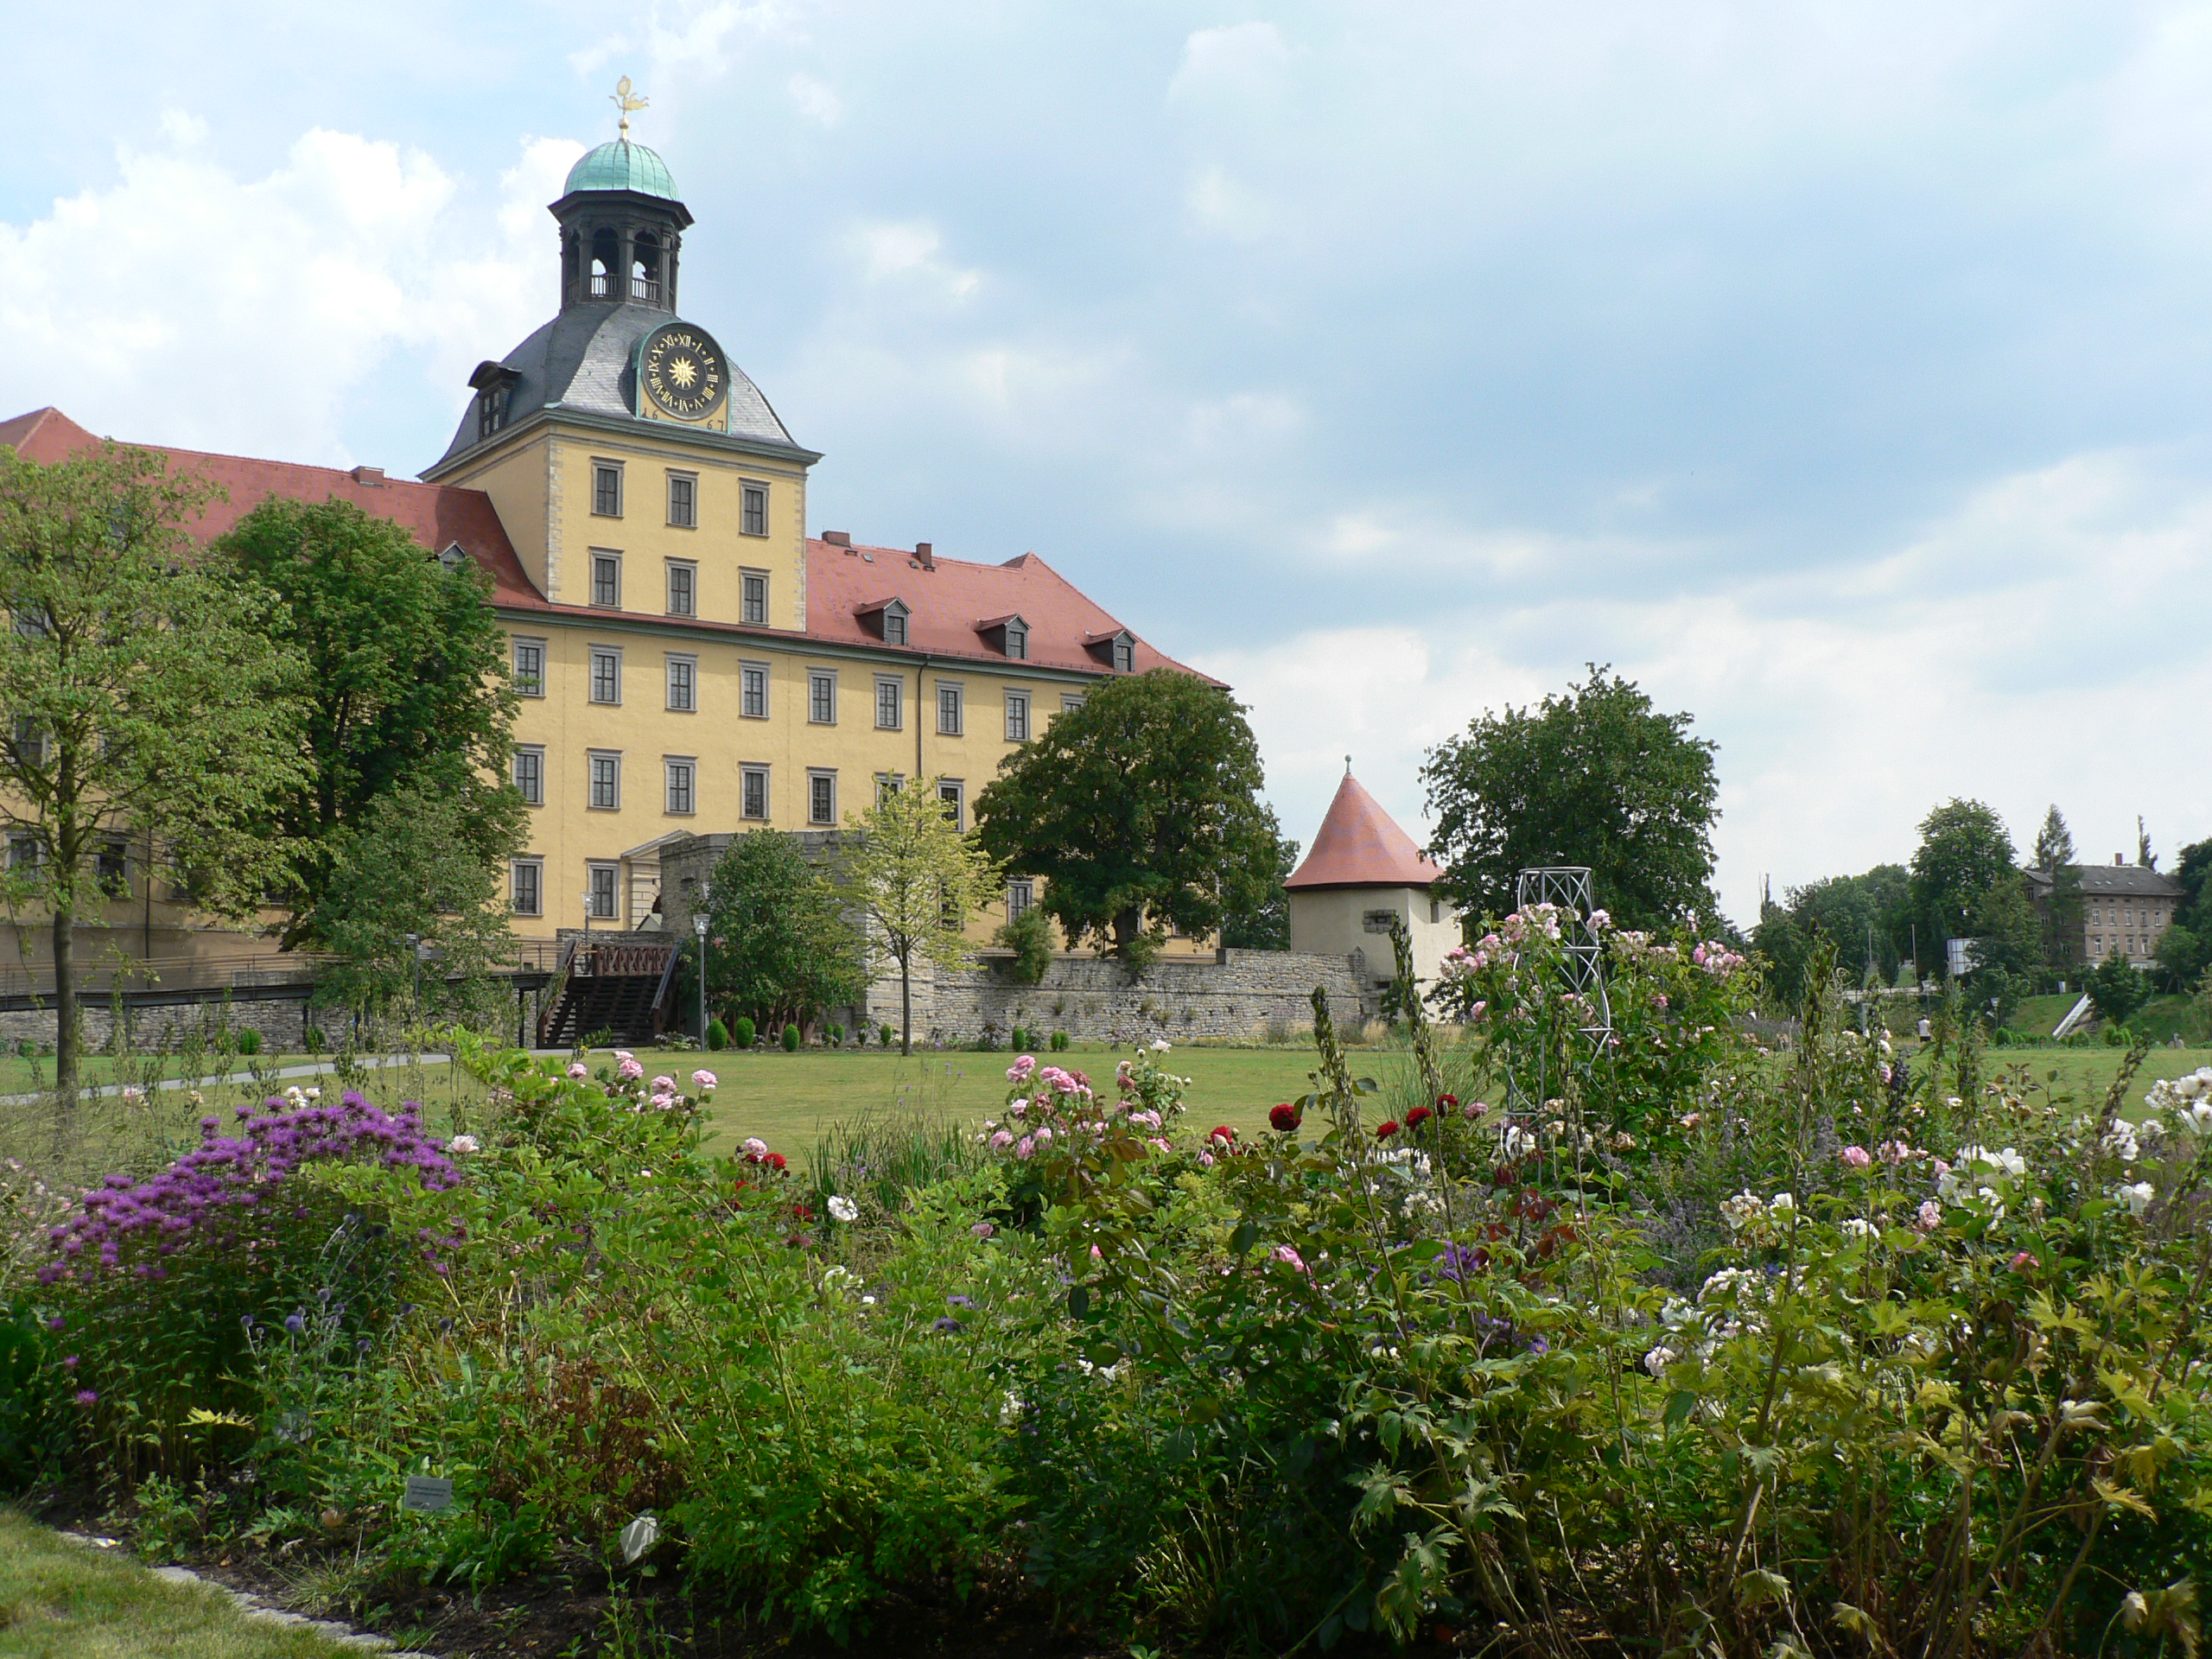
<box><xmin>40</xmin><ymin>1092</ymin><xmax>459</xmax><ymax>1285</ymax></box>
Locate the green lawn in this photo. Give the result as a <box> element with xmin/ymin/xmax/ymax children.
<box><xmin>0</xmin><ymin>1512</ymin><xmax>370</xmax><ymax>1658</ymax></box>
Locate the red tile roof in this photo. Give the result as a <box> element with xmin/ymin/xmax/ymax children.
<box><xmin>1</xmin><ymin>407</ymin><xmax>542</xmax><ymax>601</ymax></box>
<box><xmin>1285</xmin><ymin>772</ymin><xmax>1444</xmax><ymax>891</ymax></box>
<box><xmin>804</xmin><ymin>538</ymin><xmax>1208</xmax><ymax>680</ymax></box>
<box><xmin>2</xmin><ymin>410</ymin><xmax>1208</xmax><ymax>684</ymax></box>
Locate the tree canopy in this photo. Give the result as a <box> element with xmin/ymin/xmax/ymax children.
<box><xmin>213</xmin><ymin>498</ymin><xmax>524</xmax><ymax>951</ymax></box>
<box><xmin>0</xmin><ymin>442</ymin><xmax>308</xmax><ymax>1095</ymax></box>
<box><xmin>834</xmin><ymin>779</ymin><xmax>999</xmax><ymax>1053</ymax></box>
<box><xmin>974</xmin><ymin>671</ymin><xmax>1288</xmax><ymax>963</ymax></box>
<box><xmin>1420</xmin><ymin>665</ymin><xmax>1719</xmax><ymax>930</ymax></box>
<box><xmin>1751</xmin><ymin>864</ymin><xmax>1912</xmax><ymax>1007</ymax></box>
<box><xmin>1908</xmin><ymin>799</ymin><xmax>2017</xmax><ymax>979</ymax></box>
<box><xmin>693</xmin><ymin>830</ymin><xmax>866</xmax><ymax>1033</ymax></box>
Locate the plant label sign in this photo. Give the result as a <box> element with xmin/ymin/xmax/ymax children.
<box><xmin>402</xmin><ymin>1476</ymin><xmax>454</xmax><ymax>1512</ymax></box>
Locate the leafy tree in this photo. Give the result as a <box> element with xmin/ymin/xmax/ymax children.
<box><xmin>1420</xmin><ymin>664</ymin><xmax>1719</xmax><ymax>930</ymax></box>
<box><xmin>691</xmin><ymin>831</ymin><xmax>865</xmax><ymax>1035</ymax></box>
<box><xmin>2155</xmin><ymin>925</ymin><xmax>2209</xmax><ymax>996</ymax></box>
<box><xmin>312</xmin><ymin>783</ymin><xmax>518</xmax><ymax>1027</ymax></box>
<box><xmin>1909</xmin><ymin>799</ymin><xmax>2016</xmax><ymax>980</ymax></box>
<box><xmin>2176</xmin><ymin>837</ymin><xmax>2212</xmax><ymax>936</ymax></box>
<box><xmin>1751</xmin><ymin>898</ymin><xmax>1815</xmax><ymax>1010</ymax></box>
<box><xmin>1220</xmin><ymin>836</ymin><xmax>1298</xmax><ymax>951</ymax></box>
<box><xmin>213</xmin><ymin>499</ymin><xmax>524</xmax><ymax>950</ymax></box>
<box><xmin>0</xmin><ymin>442</ymin><xmax>308</xmax><ymax>1098</ymax></box>
<box><xmin>975</xmin><ymin>671</ymin><xmax>1288</xmax><ymax>963</ymax></box>
<box><xmin>836</xmin><ymin>779</ymin><xmax>1000</xmax><ymax>1054</ymax></box>
<box><xmin>2085</xmin><ymin>950</ymin><xmax>2151</xmax><ymax>1027</ymax></box>
<box><xmin>2031</xmin><ymin>804</ymin><xmax>2082</xmax><ymax>975</ymax></box>
<box><xmin>2138</xmin><ymin>816</ymin><xmax>2158</xmax><ymax>871</ymax></box>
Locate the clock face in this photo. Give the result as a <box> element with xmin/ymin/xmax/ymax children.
<box><xmin>639</xmin><ymin>323</ymin><xmax>729</xmax><ymax>421</ymax></box>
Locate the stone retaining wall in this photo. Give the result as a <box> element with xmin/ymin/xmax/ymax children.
<box><xmin>0</xmin><ymin>993</ymin><xmax>315</xmax><ymax>1056</ymax></box>
<box><xmin>864</xmin><ymin>949</ymin><xmax>1366</xmax><ymax>1047</ymax></box>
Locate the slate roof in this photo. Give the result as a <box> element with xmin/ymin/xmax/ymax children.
<box><xmin>564</xmin><ymin>139</ymin><xmax>678</xmax><ymax>200</ymax></box>
<box><xmin>431</xmin><ymin>302</ymin><xmax>803</xmax><ymax>470</ymax></box>
<box><xmin>2025</xmin><ymin>863</ymin><xmax>2183</xmax><ymax>899</ymax></box>
<box><xmin>1285</xmin><ymin>772</ymin><xmax>1444</xmax><ymax>891</ymax></box>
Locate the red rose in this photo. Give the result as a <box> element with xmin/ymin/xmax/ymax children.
<box><xmin>1436</xmin><ymin>1094</ymin><xmax>1459</xmax><ymax>1111</ymax></box>
<box><xmin>1405</xmin><ymin>1105</ymin><xmax>1432</xmax><ymax>1129</ymax></box>
<box><xmin>1376</xmin><ymin>1120</ymin><xmax>1400</xmax><ymax>1140</ymax></box>
<box><xmin>765</xmin><ymin>1152</ymin><xmax>788</xmax><ymax>1171</ymax></box>
<box><xmin>1208</xmin><ymin>1125</ymin><xmax>1236</xmax><ymax>1145</ymax></box>
<box><xmin>1268</xmin><ymin>1103</ymin><xmax>1300</xmax><ymax>1133</ymax></box>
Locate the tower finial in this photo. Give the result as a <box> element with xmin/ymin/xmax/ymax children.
<box><xmin>611</xmin><ymin>75</ymin><xmax>650</xmax><ymax>139</ymax></box>
<box><xmin>1344</xmin><ymin>754</ymin><xmax>1352</xmax><ymax>775</ymax></box>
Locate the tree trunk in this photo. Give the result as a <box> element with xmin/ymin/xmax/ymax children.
<box><xmin>899</xmin><ymin>948</ymin><xmax>912</xmax><ymax>1056</ymax></box>
<box><xmin>1112</xmin><ymin>908</ymin><xmax>1141</xmax><ymax>959</ymax></box>
<box><xmin>52</xmin><ymin>899</ymin><xmax>77</xmax><ymax>1104</ymax></box>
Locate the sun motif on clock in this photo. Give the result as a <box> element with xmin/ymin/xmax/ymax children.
<box><xmin>638</xmin><ymin>322</ymin><xmax>729</xmax><ymax>421</ymax></box>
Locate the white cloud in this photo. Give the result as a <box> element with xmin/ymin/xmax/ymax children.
<box><xmin>1168</xmin><ymin>22</ymin><xmax>1294</xmax><ymax>106</ymax></box>
<box><xmin>788</xmin><ymin>70</ymin><xmax>843</xmax><ymax>126</ymax></box>
<box><xmin>1183</xmin><ymin>163</ymin><xmax>1274</xmax><ymax>241</ymax></box>
<box><xmin>1195</xmin><ymin>445</ymin><xmax>2212</xmax><ymax>926</ymax></box>
<box><xmin>0</xmin><ymin>126</ymin><xmax>572</xmax><ymax>468</ymax></box>
<box><xmin>850</xmin><ymin>219</ymin><xmax>981</xmax><ymax>299</ymax></box>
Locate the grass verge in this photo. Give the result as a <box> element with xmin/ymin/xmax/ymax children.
<box><xmin>0</xmin><ymin>1511</ymin><xmax>368</xmax><ymax>1658</ymax></box>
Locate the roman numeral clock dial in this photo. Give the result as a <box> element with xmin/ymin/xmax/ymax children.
<box><xmin>638</xmin><ymin>322</ymin><xmax>729</xmax><ymax>421</ymax></box>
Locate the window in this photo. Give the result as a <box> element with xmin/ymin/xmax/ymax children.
<box><xmin>1004</xmin><ymin>691</ymin><xmax>1030</xmax><ymax>742</ymax></box>
<box><xmin>592</xmin><ymin>462</ymin><xmax>623</xmax><ymax>518</ymax></box>
<box><xmin>97</xmin><ymin>838</ymin><xmax>128</xmax><ymax>895</ymax></box>
<box><xmin>13</xmin><ymin>717</ymin><xmax>44</xmax><ymax>766</ymax></box>
<box><xmin>937</xmin><ymin>681</ymin><xmax>963</xmax><ymax>736</ymax></box>
<box><xmin>591</xmin><ymin>552</ymin><xmax>621</xmax><ymax>608</ymax></box>
<box><xmin>511</xmin><ymin>859</ymin><xmax>543</xmax><ymax>917</ymax></box>
<box><xmin>665</xmin><ymin>757</ymin><xmax>696</xmax><ymax>816</ymax></box>
<box><xmin>512</xmin><ymin>745</ymin><xmax>544</xmax><ymax>806</ymax></box>
<box><xmin>1007</xmin><ymin>878</ymin><xmax>1034</xmax><ymax>923</ymax></box>
<box><xmin>808</xmin><ymin>770</ymin><xmax>836</xmax><ymax>825</ymax></box>
<box><xmin>665</xmin><ymin>654</ymin><xmax>695</xmax><ymax>712</ymax></box>
<box><xmin>1363</xmin><ymin>909</ymin><xmax>1397</xmax><ymax>935</ymax></box>
<box><xmin>875</xmin><ymin>676</ymin><xmax>903</xmax><ymax>730</ymax></box>
<box><xmin>512</xmin><ymin>638</ymin><xmax>545</xmax><ymax>697</ymax></box>
<box><xmin>587</xmin><ymin>863</ymin><xmax>619</xmax><ymax>919</ymax></box>
<box><xmin>588</xmin><ymin>751</ymin><xmax>621</xmax><ymax>810</ymax></box>
<box><xmin>589</xmin><ymin>647</ymin><xmax>621</xmax><ymax>704</ymax></box>
<box><xmin>1004</xmin><ymin>623</ymin><xmax>1027</xmax><ymax>661</ymax></box>
<box><xmin>741</xmin><ymin>571</ymin><xmax>768</xmax><ymax>626</ymax></box>
<box><xmin>808</xmin><ymin>671</ymin><xmax>836</xmax><ymax>724</ymax></box>
<box><xmin>741</xmin><ymin>766</ymin><xmax>770</xmax><ymax>821</ymax></box>
<box><xmin>875</xmin><ymin>772</ymin><xmax>905</xmax><ymax>804</ymax></box>
<box><xmin>938</xmin><ymin>779</ymin><xmax>963</xmax><ymax>830</ymax></box>
<box><xmin>665</xmin><ymin>560</ymin><xmax>696</xmax><ymax>616</ymax></box>
<box><xmin>1113</xmin><ymin>638</ymin><xmax>1135</xmax><ymax>672</ymax></box>
<box><xmin>741</xmin><ymin>662</ymin><xmax>770</xmax><ymax>719</ymax></box>
<box><xmin>6</xmin><ymin>835</ymin><xmax>37</xmax><ymax>872</ymax></box>
<box><xmin>884</xmin><ymin>609</ymin><xmax>909</xmax><ymax>647</ymax></box>
<box><xmin>741</xmin><ymin>481</ymin><xmax>768</xmax><ymax>537</ymax></box>
<box><xmin>1061</xmin><ymin>693</ymin><xmax>1086</xmax><ymax>712</ymax></box>
<box><xmin>1430</xmin><ymin>897</ymin><xmax>1442</xmax><ymax>925</ymax></box>
<box><xmin>666</xmin><ymin>472</ymin><xmax>696</xmax><ymax>529</ymax></box>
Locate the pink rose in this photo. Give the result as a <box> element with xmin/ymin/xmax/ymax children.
<box><xmin>1840</xmin><ymin>1146</ymin><xmax>1872</xmax><ymax>1170</ymax></box>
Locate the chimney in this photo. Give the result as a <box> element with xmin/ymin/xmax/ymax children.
<box><xmin>914</xmin><ymin>542</ymin><xmax>935</xmax><ymax>569</ymax></box>
<box><xmin>2115</xmin><ymin>853</ymin><xmax>2125</xmax><ymax>866</ymax></box>
<box><xmin>351</xmin><ymin>465</ymin><xmax>385</xmax><ymax>486</ymax></box>
<box><xmin>823</xmin><ymin>531</ymin><xmax>851</xmax><ymax>547</ymax></box>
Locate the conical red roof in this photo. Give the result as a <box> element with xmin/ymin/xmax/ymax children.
<box><xmin>1284</xmin><ymin>772</ymin><xmax>1444</xmax><ymax>890</ymax></box>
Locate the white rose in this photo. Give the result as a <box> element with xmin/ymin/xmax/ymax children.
<box><xmin>828</xmin><ymin>1195</ymin><xmax>859</xmax><ymax>1224</ymax></box>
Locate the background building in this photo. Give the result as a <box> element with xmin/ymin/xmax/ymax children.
<box><xmin>1285</xmin><ymin>769</ymin><xmax>1459</xmax><ymax>1007</ymax></box>
<box><xmin>2027</xmin><ymin>856</ymin><xmax>2183</xmax><ymax>968</ymax></box>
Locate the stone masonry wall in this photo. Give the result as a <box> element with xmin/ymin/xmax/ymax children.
<box><xmin>0</xmin><ymin>994</ymin><xmax>315</xmax><ymax>1056</ymax></box>
<box><xmin>870</xmin><ymin>949</ymin><xmax>1366</xmax><ymax>1047</ymax></box>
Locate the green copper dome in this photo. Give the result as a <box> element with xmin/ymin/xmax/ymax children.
<box><xmin>563</xmin><ymin>139</ymin><xmax>679</xmax><ymax>201</ymax></box>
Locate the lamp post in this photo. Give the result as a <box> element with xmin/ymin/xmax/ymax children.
<box><xmin>692</xmin><ymin>880</ymin><xmax>712</xmax><ymax>1042</ymax></box>
<box><xmin>404</xmin><ymin>931</ymin><xmax>423</xmax><ymax>1012</ymax></box>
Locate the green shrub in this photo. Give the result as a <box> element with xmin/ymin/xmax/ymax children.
<box><xmin>303</xmin><ymin>1026</ymin><xmax>326</xmax><ymax>1053</ymax></box>
<box><xmin>1049</xmin><ymin>1030</ymin><xmax>1070</xmax><ymax>1051</ymax></box>
<box><xmin>234</xmin><ymin>1028</ymin><xmax>262</xmax><ymax>1056</ymax></box>
<box><xmin>1009</xmin><ymin>1025</ymin><xmax>1029</xmax><ymax>1052</ymax></box>
<box><xmin>781</xmin><ymin>1023</ymin><xmax>801</xmax><ymax>1052</ymax></box>
<box><xmin>732</xmin><ymin>1016</ymin><xmax>756</xmax><ymax>1050</ymax></box>
<box><xmin>994</xmin><ymin>906</ymin><xmax>1054</xmax><ymax>986</ymax></box>
<box><xmin>827</xmin><ymin>1023</ymin><xmax>844</xmax><ymax>1047</ymax></box>
<box><xmin>879</xmin><ymin>1024</ymin><xmax>893</xmax><ymax>1047</ymax></box>
<box><xmin>705</xmin><ymin>1018</ymin><xmax>728</xmax><ymax>1051</ymax></box>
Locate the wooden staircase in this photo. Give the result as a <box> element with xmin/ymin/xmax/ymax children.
<box><xmin>535</xmin><ymin>938</ymin><xmax>680</xmax><ymax>1047</ymax></box>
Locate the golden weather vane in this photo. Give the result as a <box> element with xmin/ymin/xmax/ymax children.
<box><xmin>611</xmin><ymin>76</ymin><xmax>649</xmax><ymax>139</ymax></box>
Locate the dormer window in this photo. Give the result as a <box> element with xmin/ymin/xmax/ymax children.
<box><xmin>438</xmin><ymin>542</ymin><xmax>469</xmax><ymax>573</ymax></box>
<box><xmin>977</xmin><ymin>613</ymin><xmax>1029</xmax><ymax>660</ymax></box>
<box><xmin>859</xmin><ymin>597</ymin><xmax>912</xmax><ymax>647</ymax></box>
<box><xmin>468</xmin><ymin>362</ymin><xmax>522</xmax><ymax>442</ymax></box>
<box><xmin>1084</xmin><ymin>628</ymin><xmax>1137</xmax><ymax>672</ymax></box>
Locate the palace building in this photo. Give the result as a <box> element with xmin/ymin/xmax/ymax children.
<box><xmin>2</xmin><ymin>130</ymin><xmax>1203</xmax><ymax>969</ymax></box>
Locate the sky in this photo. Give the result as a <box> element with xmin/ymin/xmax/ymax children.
<box><xmin>3</xmin><ymin>0</ymin><xmax>2209</xmax><ymax>925</ymax></box>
